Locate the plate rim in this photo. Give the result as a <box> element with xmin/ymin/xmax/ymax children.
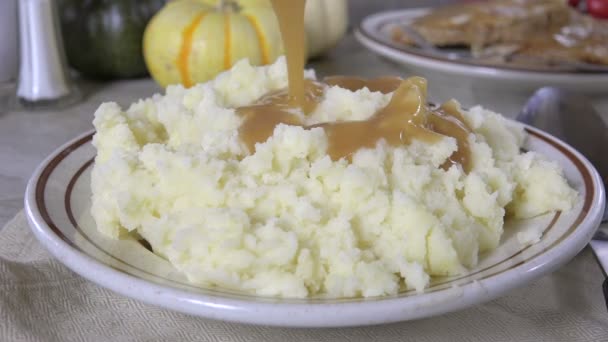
<box><xmin>24</xmin><ymin>126</ymin><xmax>605</xmax><ymax>327</ymax></box>
<box><xmin>356</xmin><ymin>7</ymin><xmax>608</xmax><ymax>82</ymax></box>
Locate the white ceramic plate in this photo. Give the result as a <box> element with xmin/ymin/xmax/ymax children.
<box><xmin>25</xmin><ymin>126</ymin><xmax>605</xmax><ymax>327</ymax></box>
<box><xmin>355</xmin><ymin>9</ymin><xmax>608</xmax><ymax>94</ymax></box>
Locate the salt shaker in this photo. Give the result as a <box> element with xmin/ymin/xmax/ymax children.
<box><xmin>17</xmin><ymin>0</ymin><xmax>80</xmax><ymax>108</ymax></box>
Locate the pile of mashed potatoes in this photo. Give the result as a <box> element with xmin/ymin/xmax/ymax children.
<box><xmin>91</xmin><ymin>57</ymin><xmax>577</xmax><ymax>298</ymax></box>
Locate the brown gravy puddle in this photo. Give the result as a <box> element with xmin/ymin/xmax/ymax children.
<box><xmin>242</xmin><ymin>0</ymin><xmax>473</xmax><ymax>173</ymax></box>
<box><xmin>237</xmin><ymin>76</ymin><xmax>472</xmax><ymax>172</ymax></box>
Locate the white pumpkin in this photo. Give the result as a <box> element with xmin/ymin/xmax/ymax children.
<box><xmin>144</xmin><ymin>0</ymin><xmax>348</xmax><ymax>88</ymax></box>
<box><xmin>304</xmin><ymin>0</ymin><xmax>349</xmax><ymax>58</ymax></box>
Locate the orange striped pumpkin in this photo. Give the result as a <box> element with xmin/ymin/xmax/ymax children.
<box><xmin>143</xmin><ymin>0</ymin><xmax>283</xmax><ymax>88</ymax></box>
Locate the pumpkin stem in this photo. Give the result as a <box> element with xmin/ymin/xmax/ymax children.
<box><xmin>218</xmin><ymin>0</ymin><xmax>240</xmax><ymax>13</ymax></box>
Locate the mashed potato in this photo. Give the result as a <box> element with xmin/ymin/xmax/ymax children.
<box><xmin>90</xmin><ymin>57</ymin><xmax>577</xmax><ymax>298</ymax></box>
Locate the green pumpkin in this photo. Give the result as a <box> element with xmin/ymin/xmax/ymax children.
<box><xmin>58</xmin><ymin>0</ymin><xmax>166</xmax><ymax>79</ymax></box>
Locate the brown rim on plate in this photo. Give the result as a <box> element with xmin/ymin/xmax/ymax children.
<box><xmin>357</xmin><ymin>11</ymin><xmax>608</xmax><ymax>75</ymax></box>
<box><xmin>34</xmin><ymin>129</ymin><xmax>594</xmax><ymax>302</ymax></box>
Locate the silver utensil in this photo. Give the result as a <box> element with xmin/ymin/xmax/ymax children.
<box><xmin>517</xmin><ymin>87</ymin><xmax>608</xmax><ymax>308</ymax></box>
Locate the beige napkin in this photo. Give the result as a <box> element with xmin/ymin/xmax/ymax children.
<box><xmin>1</xmin><ymin>211</ymin><xmax>607</xmax><ymax>342</ymax></box>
